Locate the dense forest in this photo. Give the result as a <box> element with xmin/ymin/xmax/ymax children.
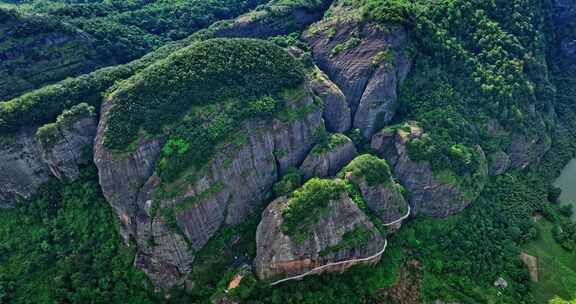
<box><xmin>1</xmin><ymin>0</ymin><xmax>576</xmax><ymax>303</ymax></box>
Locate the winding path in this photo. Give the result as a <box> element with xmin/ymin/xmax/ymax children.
<box><xmin>269</xmin><ymin>204</ymin><xmax>412</xmax><ymax>286</ymax></box>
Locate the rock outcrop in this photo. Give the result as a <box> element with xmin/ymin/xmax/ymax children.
<box><xmin>488</xmin><ymin>151</ymin><xmax>511</xmax><ymax>176</ymax></box>
<box><xmin>93</xmin><ymin>99</ymin><xmax>165</xmax><ymax>240</ymax></box>
<box><xmin>303</xmin><ymin>14</ymin><xmax>412</xmax><ymax>138</ymax></box>
<box><xmin>254</xmin><ymin>186</ymin><xmax>385</xmax><ymax>281</ymax></box>
<box><xmin>486</xmin><ymin>118</ymin><xmax>552</xmax><ymax>170</ymax></box>
<box><xmin>36</xmin><ymin>103</ymin><xmax>98</xmax><ymax>181</ymax></box>
<box><xmin>94</xmin><ymin>85</ymin><xmax>323</xmax><ymax>287</ymax></box>
<box><xmin>0</xmin><ymin>104</ymin><xmax>98</xmax><ymax>206</ymax></box>
<box><xmin>300</xmin><ymin>134</ymin><xmax>357</xmax><ymax>180</ymax></box>
<box><xmin>342</xmin><ymin>155</ymin><xmax>409</xmax><ymax>224</ymax></box>
<box><xmin>371</xmin><ymin>123</ymin><xmax>488</xmax><ymax>217</ymax></box>
<box><xmin>310</xmin><ymin>69</ymin><xmax>351</xmax><ymax>133</ymax></box>
<box><xmin>0</xmin><ymin>129</ymin><xmax>51</xmax><ymax>207</ymax></box>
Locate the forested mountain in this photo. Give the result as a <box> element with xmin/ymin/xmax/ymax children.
<box><xmin>1</xmin><ymin>0</ymin><xmax>576</xmax><ymax>303</ymax></box>
<box><xmin>0</xmin><ymin>0</ymin><xmax>270</xmax><ymax>99</ymax></box>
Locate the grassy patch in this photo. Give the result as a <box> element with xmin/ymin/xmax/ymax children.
<box><xmin>524</xmin><ymin>219</ymin><xmax>576</xmax><ymax>303</ymax></box>
<box><xmin>340</xmin><ymin>154</ymin><xmax>392</xmax><ymax>186</ymax></box>
<box><xmin>282</xmin><ymin>178</ymin><xmax>347</xmax><ymax>243</ymax></box>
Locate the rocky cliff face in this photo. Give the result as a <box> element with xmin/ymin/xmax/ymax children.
<box><xmin>342</xmin><ymin>155</ymin><xmax>409</xmax><ymax>224</ymax></box>
<box><xmin>371</xmin><ymin>123</ymin><xmax>488</xmax><ymax>217</ymax></box>
<box><xmin>309</xmin><ymin>69</ymin><xmax>351</xmax><ymax>133</ymax></box>
<box><xmin>300</xmin><ymin>134</ymin><xmax>357</xmax><ymax>180</ymax></box>
<box><xmin>254</xmin><ymin>192</ymin><xmax>385</xmax><ymax>280</ymax></box>
<box><xmin>94</xmin><ymin>86</ymin><xmax>323</xmax><ymax>287</ymax></box>
<box><xmin>0</xmin><ymin>129</ymin><xmax>51</xmax><ymax>207</ymax></box>
<box><xmin>303</xmin><ymin>15</ymin><xmax>412</xmax><ymax>138</ymax></box>
<box><xmin>0</xmin><ymin>9</ymin><xmax>103</xmax><ymax>100</ymax></box>
<box><xmin>0</xmin><ymin>104</ymin><xmax>98</xmax><ymax>206</ymax></box>
<box><xmin>36</xmin><ymin>105</ymin><xmax>97</xmax><ymax>181</ymax></box>
<box><xmin>486</xmin><ymin>118</ymin><xmax>552</xmax><ymax>170</ymax></box>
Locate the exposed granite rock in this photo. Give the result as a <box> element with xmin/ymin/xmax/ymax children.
<box><xmin>93</xmin><ymin>99</ymin><xmax>165</xmax><ymax>240</ymax></box>
<box><xmin>303</xmin><ymin>16</ymin><xmax>412</xmax><ymax>138</ymax></box>
<box><xmin>0</xmin><ymin>129</ymin><xmax>50</xmax><ymax>207</ymax></box>
<box><xmin>36</xmin><ymin>104</ymin><xmax>98</xmax><ymax>181</ymax></box>
<box><xmin>300</xmin><ymin>134</ymin><xmax>357</xmax><ymax>180</ymax></box>
<box><xmin>133</xmin><ymin>176</ymin><xmax>193</xmax><ymax>287</ymax></box>
<box><xmin>488</xmin><ymin>151</ymin><xmax>511</xmax><ymax>176</ymax></box>
<box><xmin>342</xmin><ymin>155</ymin><xmax>409</xmax><ymax>223</ymax></box>
<box><xmin>254</xmin><ymin>191</ymin><xmax>385</xmax><ymax>280</ymax></box>
<box><xmin>95</xmin><ymin>87</ymin><xmax>323</xmax><ymax>287</ymax></box>
<box><xmin>310</xmin><ymin>69</ymin><xmax>352</xmax><ymax>133</ymax></box>
<box><xmin>371</xmin><ymin>123</ymin><xmax>488</xmax><ymax>217</ymax></box>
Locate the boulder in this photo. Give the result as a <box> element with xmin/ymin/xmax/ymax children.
<box><xmin>303</xmin><ymin>16</ymin><xmax>412</xmax><ymax>138</ymax></box>
<box><xmin>342</xmin><ymin>155</ymin><xmax>409</xmax><ymax>224</ymax></box>
<box><xmin>371</xmin><ymin>123</ymin><xmax>488</xmax><ymax>217</ymax></box>
<box><xmin>254</xmin><ymin>180</ymin><xmax>385</xmax><ymax>281</ymax></box>
<box><xmin>300</xmin><ymin>134</ymin><xmax>357</xmax><ymax>180</ymax></box>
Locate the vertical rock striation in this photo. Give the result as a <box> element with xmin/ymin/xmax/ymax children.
<box><xmin>303</xmin><ymin>17</ymin><xmax>412</xmax><ymax>138</ymax></box>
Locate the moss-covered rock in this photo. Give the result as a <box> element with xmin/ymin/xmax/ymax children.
<box><xmin>36</xmin><ymin>103</ymin><xmax>97</xmax><ymax>181</ymax></box>
<box><xmin>371</xmin><ymin>122</ymin><xmax>488</xmax><ymax>217</ymax></box>
<box><xmin>341</xmin><ymin>154</ymin><xmax>409</xmax><ymax>223</ymax></box>
<box><xmin>300</xmin><ymin>133</ymin><xmax>357</xmax><ymax>180</ymax></box>
<box><xmin>255</xmin><ymin>180</ymin><xmax>385</xmax><ymax>280</ymax></box>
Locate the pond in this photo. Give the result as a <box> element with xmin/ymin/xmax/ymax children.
<box><xmin>554</xmin><ymin>159</ymin><xmax>576</xmax><ymax>221</ymax></box>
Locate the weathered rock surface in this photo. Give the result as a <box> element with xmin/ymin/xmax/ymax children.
<box><xmin>303</xmin><ymin>16</ymin><xmax>412</xmax><ymax>138</ymax></box>
<box><xmin>36</xmin><ymin>107</ymin><xmax>98</xmax><ymax>181</ymax></box>
<box><xmin>343</xmin><ymin>155</ymin><xmax>409</xmax><ymax>224</ymax></box>
<box><xmin>93</xmin><ymin>99</ymin><xmax>165</xmax><ymax>240</ymax></box>
<box><xmin>487</xmin><ymin>118</ymin><xmax>552</xmax><ymax>170</ymax></box>
<box><xmin>0</xmin><ymin>104</ymin><xmax>98</xmax><ymax>206</ymax></box>
<box><xmin>300</xmin><ymin>134</ymin><xmax>357</xmax><ymax>180</ymax></box>
<box><xmin>254</xmin><ymin>192</ymin><xmax>385</xmax><ymax>280</ymax></box>
<box><xmin>0</xmin><ymin>129</ymin><xmax>50</xmax><ymax>207</ymax></box>
<box><xmin>94</xmin><ymin>87</ymin><xmax>323</xmax><ymax>287</ymax></box>
<box><xmin>488</xmin><ymin>151</ymin><xmax>511</xmax><ymax>176</ymax></box>
<box><xmin>371</xmin><ymin>123</ymin><xmax>488</xmax><ymax>217</ymax></box>
<box><xmin>507</xmin><ymin>134</ymin><xmax>552</xmax><ymax>169</ymax></box>
<box><xmin>310</xmin><ymin>69</ymin><xmax>352</xmax><ymax>133</ymax></box>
